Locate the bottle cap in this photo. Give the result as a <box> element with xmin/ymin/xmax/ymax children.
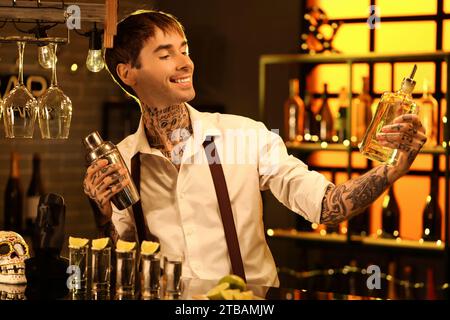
<box><xmin>400</xmin><ymin>64</ymin><xmax>417</xmax><ymax>94</ymax></box>
<box><xmin>83</xmin><ymin>131</ymin><xmax>104</xmax><ymax>151</ymax></box>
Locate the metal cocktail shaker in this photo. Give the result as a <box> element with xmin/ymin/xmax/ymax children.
<box><xmin>83</xmin><ymin>131</ymin><xmax>140</xmax><ymax>210</ymax></box>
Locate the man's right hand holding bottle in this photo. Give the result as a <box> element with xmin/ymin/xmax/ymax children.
<box><xmin>83</xmin><ymin>159</ymin><xmax>130</xmax><ymax>225</ymax></box>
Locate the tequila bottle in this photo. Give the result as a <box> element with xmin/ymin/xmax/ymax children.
<box><xmin>359</xmin><ymin>65</ymin><xmax>419</xmax><ymax>165</ymax></box>
<box><xmin>352</xmin><ymin>76</ymin><xmax>373</xmax><ymax>142</ymax></box>
<box><xmin>417</xmin><ymin>79</ymin><xmax>438</xmax><ymax>146</ymax></box>
<box><xmin>316</xmin><ymin>83</ymin><xmax>334</xmax><ymax>142</ymax></box>
<box><xmin>283</xmin><ymin>79</ymin><xmax>305</xmax><ymax>142</ymax></box>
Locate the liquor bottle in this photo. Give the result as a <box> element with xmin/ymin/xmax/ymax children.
<box><xmin>425</xmin><ymin>267</ymin><xmax>436</xmax><ymax>300</ymax></box>
<box><xmin>417</xmin><ymin>79</ymin><xmax>438</xmax><ymax>146</ymax></box>
<box><xmin>302</xmin><ymin>90</ymin><xmax>316</xmax><ymax>141</ymax></box>
<box><xmin>352</xmin><ymin>76</ymin><xmax>372</xmax><ymax>142</ymax></box>
<box><xmin>3</xmin><ymin>151</ymin><xmax>23</xmax><ymax>233</ymax></box>
<box><xmin>360</xmin><ymin>65</ymin><xmax>418</xmax><ymax>165</ymax></box>
<box><xmin>283</xmin><ymin>79</ymin><xmax>305</xmax><ymax>142</ymax></box>
<box><xmin>348</xmin><ymin>209</ymin><xmax>370</xmax><ymax>237</ymax></box>
<box><xmin>400</xmin><ymin>266</ymin><xmax>414</xmax><ymax>300</ymax></box>
<box><xmin>386</xmin><ymin>261</ymin><xmax>397</xmax><ymax>300</ymax></box>
<box><xmin>316</xmin><ymin>83</ymin><xmax>334</xmax><ymax>142</ymax></box>
<box><xmin>24</xmin><ymin>153</ymin><xmax>45</xmax><ymax>235</ymax></box>
<box><xmin>381</xmin><ymin>186</ymin><xmax>400</xmax><ymax>238</ymax></box>
<box><xmin>422</xmin><ymin>175</ymin><xmax>442</xmax><ymax>241</ymax></box>
<box><xmin>336</xmin><ymin>87</ymin><xmax>349</xmax><ymax>142</ymax></box>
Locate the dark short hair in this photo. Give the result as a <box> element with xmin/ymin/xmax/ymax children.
<box><xmin>104</xmin><ymin>10</ymin><xmax>185</xmax><ymax>98</ymax></box>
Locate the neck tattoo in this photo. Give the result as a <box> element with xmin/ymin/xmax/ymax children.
<box><xmin>142</xmin><ymin>103</ymin><xmax>193</xmax><ymax>163</ymax></box>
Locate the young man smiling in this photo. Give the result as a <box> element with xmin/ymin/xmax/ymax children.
<box><xmin>83</xmin><ymin>10</ymin><xmax>427</xmax><ymax>287</ymax></box>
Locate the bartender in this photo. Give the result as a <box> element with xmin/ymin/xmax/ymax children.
<box><xmin>83</xmin><ymin>10</ymin><xmax>426</xmax><ymax>287</ymax></box>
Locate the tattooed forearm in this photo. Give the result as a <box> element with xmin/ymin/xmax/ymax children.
<box><xmin>320</xmin><ymin>165</ymin><xmax>390</xmax><ymax>225</ymax></box>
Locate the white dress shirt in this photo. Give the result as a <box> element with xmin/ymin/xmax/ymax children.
<box><xmin>111</xmin><ymin>103</ymin><xmax>332</xmax><ymax>287</ymax></box>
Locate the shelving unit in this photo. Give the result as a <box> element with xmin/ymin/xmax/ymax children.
<box><xmin>258</xmin><ymin>51</ymin><xmax>450</xmax><ymax>289</ymax></box>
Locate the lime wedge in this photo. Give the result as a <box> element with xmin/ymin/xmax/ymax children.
<box><xmin>206</xmin><ymin>283</ymin><xmax>230</xmax><ymax>300</ymax></box>
<box><xmin>116</xmin><ymin>239</ymin><xmax>136</xmax><ymax>252</ymax></box>
<box><xmin>222</xmin><ymin>289</ymin><xmax>240</xmax><ymax>300</ymax></box>
<box><xmin>68</xmin><ymin>236</ymin><xmax>89</xmax><ymax>249</ymax></box>
<box><xmin>92</xmin><ymin>237</ymin><xmax>110</xmax><ymax>250</ymax></box>
<box><xmin>218</xmin><ymin>274</ymin><xmax>247</xmax><ymax>291</ymax></box>
<box><xmin>234</xmin><ymin>290</ymin><xmax>254</xmax><ymax>300</ymax></box>
<box><xmin>141</xmin><ymin>241</ymin><xmax>160</xmax><ymax>255</ymax></box>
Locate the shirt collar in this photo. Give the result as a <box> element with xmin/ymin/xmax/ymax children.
<box><xmin>129</xmin><ymin>103</ymin><xmax>222</xmax><ymax>158</ymax></box>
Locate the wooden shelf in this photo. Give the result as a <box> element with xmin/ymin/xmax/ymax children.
<box><xmin>285</xmin><ymin>141</ymin><xmax>447</xmax><ymax>155</ymax></box>
<box><xmin>267</xmin><ymin>228</ymin><xmax>445</xmax><ymax>252</ymax></box>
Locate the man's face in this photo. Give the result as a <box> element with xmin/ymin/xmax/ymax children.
<box><xmin>132</xmin><ymin>28</ymin><xmax>195</xmax><ymax>108</ymax></box>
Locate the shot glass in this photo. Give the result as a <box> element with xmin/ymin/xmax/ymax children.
<box><xmin>141</xmin><ymin>253</ymin><xmax>161</xmax><ymax>299</ymax></box>
<box><xmin>163</xmin><ymin>254</ymin><xmax>183</xmax><ymax>297</ymax></box>
<box><xmin>68</xmin><ymin>245</ymin><xmax>89</xmax><ymax>292</ymax></box>
<box><xmin>91</xmin><ymin>247</ymin><xmax>111</xmax><ymax>292</ymax></box>
<box><xmin>115</xmin><ymin>249</ymin><xmax>137</xmax><ymax>295</ymax></box>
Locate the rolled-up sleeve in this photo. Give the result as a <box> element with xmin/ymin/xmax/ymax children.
<box><xmin>258</xmin><ymin>124</ymin><xmax>333</xmax><ymax>224</ymax></box>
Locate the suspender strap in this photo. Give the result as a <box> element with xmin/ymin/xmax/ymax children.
<box><xmin>203</xmin><ymin>137</ymin><xmax>246</xmax><ymax>281</ymax></box>
<box><xmin>130</xmin><ymin>152</ymin><xmax>158</xmax><ymax>244</ymax></box>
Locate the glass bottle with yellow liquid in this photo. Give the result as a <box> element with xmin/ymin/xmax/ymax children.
<box><xmin>417</xmin><ymin>79</ymin><xmax>438</xmax><ymax>146</ymax></box>
<box><xmin>359</xmin><ymin>65</ymin><xmax>419</xmax><ymax>165</ymax></box>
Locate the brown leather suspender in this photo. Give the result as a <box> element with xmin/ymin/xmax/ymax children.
<box><xmin>202</xmin><ymin>137</ymin><xmax>246</xmax><ymax>281</ymax></box>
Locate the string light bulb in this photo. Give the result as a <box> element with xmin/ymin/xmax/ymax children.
<box><xmin>86</xmin><ymin>26</ymin><xmax>104</xmax><ymax>72</ymax></box>
<box><xmin>36</xmin><ymin>27</ymin><xmax>55</xmax><ymax>69</ymax></box>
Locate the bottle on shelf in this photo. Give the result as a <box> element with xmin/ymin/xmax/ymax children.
<box><xmin>3</xmin><ymin>151</ymin><xmax>23</xmax><ymax>233</ymax></box>
<box><xmin>381</xmin><ymin>185</ymin><xmax>400</xmax><ymax>239</ymax></box>
<box><xmin>417</xmin><ymin>79</ymin><xmax>438</xmax><ymax>146</ymax></box>
<box><xmin>352</xmin><ymin>76</ymin><xmax>373</xmax><ymax>143</ymax></box>
<box><xmin>302</xmin><ymin>90</ymin><xmax>317</xmax><ymax>141</ymax></box>
<box><xmin>386</xmin><ymin>261</ymin><xmax>397</xmax><ymax>300</ymax></box>
<box><xmin>336</xmin><ymin>86</ymin><xmax>349</xmax><ymax>142</ymax></box>
<box><xmin>283</xmin><ymin>78</ymin><xmax>305</xmax><ymax>142</ymax></box>
<box><xmin>422</xmin><ymin>174</ymin><xmax>442</xmax><ymax>242</ymax></box>
<box><xmin>316</xmin><ymin>83</ymin><xmax>334</xmax><ymax>142</ymax></box>
<box><xmin>24</xmin><ymin>153</ymin><xmax>45</xmax><ymax>235</ymax></box>
<box><xmin>400</xmin><ymin>265</ymin><xmax>414</xmax><ymax>300</ymax></box>
<box><xmin>425</xmin><ymin>267</ymin><xmax>436</xmax><ymax>300</ymax></box>
<box><xmin>360</xmin><ymin>65</ymin><xmax>418</xmax><ymax>165</ymax></box>
<box><xmin>348</xmin><ymin>208</ymin><xmax>370</xmax><ymax>237</ymax></box>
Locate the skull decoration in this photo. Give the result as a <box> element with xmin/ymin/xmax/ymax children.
<box><xmin>0</xmin><ymin>283</ymin><xmax>26</xmax><ymax>300</ymax></box>
<box><xmin>0</xmin><ymin>231</ymin><xmax>30</xmax><ymax>284</ymax></box>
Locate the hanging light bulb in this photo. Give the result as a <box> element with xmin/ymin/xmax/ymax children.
<box><xmin>86</xmin><ymin>26</ymin><xmax>104</xmax><ymax>72</ymax></box>
<box><xmin>36</xmin><ymin>27</ymin><xmax>55</xmax><ymax>69</ymax></box>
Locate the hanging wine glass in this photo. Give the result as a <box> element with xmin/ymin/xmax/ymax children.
<box><xmin>2</xmin><ymin>41</ymin><xmax>38</xmax><ymax>138</ymax></box>
<box><xmin>38</xmin><ymin>42</ymin><xmax>72</xmax><ymax>139</ymax></box>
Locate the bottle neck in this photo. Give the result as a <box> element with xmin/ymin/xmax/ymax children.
<box><xmin>289</xmin><ymin>79</ymin><xmax>299</xmax><ymax>98</ymax></box>
<box><xmin>31</xmin><ymin>157</ymin><xmax>42</xmax><ymax>181</ymax></box>
<box><xmin>362</xmin><ymin>77</ymin><xmax>370</xmax><ymax>94</ymax></box>
<box><xmin>10</xmin><ymin>153</ymin><xmax>20</xmax><ymax>178</ymax></box>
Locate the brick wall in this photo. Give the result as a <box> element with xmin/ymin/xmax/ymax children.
<box><xmin>0</xmin><ymin>1</ymin><xmax>157</xmax><ymax>252</ymax></box>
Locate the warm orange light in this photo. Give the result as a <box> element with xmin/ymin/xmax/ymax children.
<box><xmin>374</xmin><ymin>63</ymin><xmax>392</xmax><ymax>94</ymax></box>
<box><xmin>333</xmin><ymin>23</ymin><xmax>369</xmax><ymax>54</ymax></box>
<box><xmin>393</xmin><ymin>63</ymin><xmax>435</xmax><ymax>94</ymax></box>
<box><xmin>375</xmin><ymin>22</ymin><xmax>436</xmax><ymax>54</ymax></box>
<box><xmin>444</xmin><ymin>20</ymin><xmax>450</xmax><ymax>51</ymax></box>
<box><xmin>308</xmin><ymin>64</ymin><xmax>370</xmax><ymax>94</ymax></box>
<box><xmin>445</xmin><ymin>1</ymin><xmax>450</xmax><ymax>13</ymax></box>
<box><xmin>313</xmin><ymin>0</ymin><xmax>370</xmax><ymax>20</ymax></box>
<box><xmin>376</xmin><ymin>0</ymin><xmax>437</xmax><ymax>16</ymax></box>
<box><xmin>443</xmin><ymin>62</ymin><xmax>448</xmax><ymax>93</ymax></box>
